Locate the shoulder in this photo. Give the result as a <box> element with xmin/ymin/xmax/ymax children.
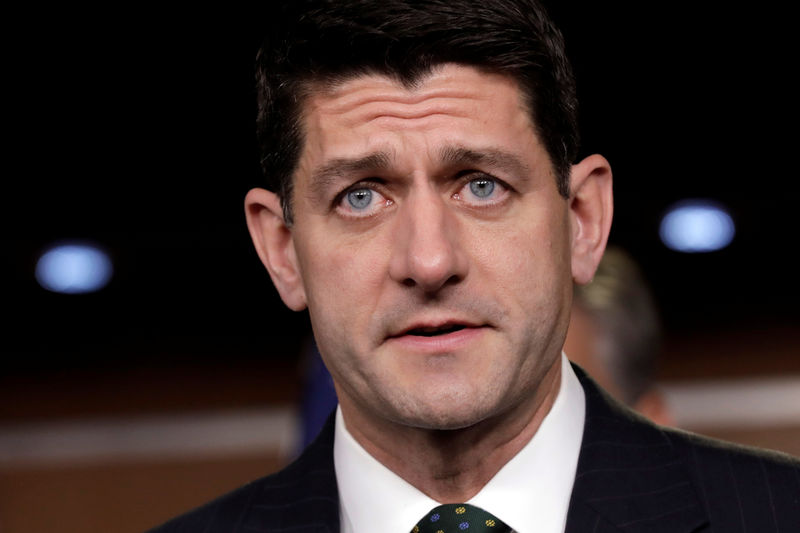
<box><xmin>147</xmin><ymin>414</ymin><xmax>339</xmax><ymax>533</ymax></box>
<box><xmin>573</xmin><ymin>364</ymin><xmax>799</xmax><ymax>531</ymax></box>
<box><xmin>577</xmin><ymin>361</ymin><xmax>799</xmax><ymax>477</ymax></box>
<box><xmin>663</xmin><ymin>425</ymin><xmax>800</xmax><ymax>523</ymax></box>
<box><xmin>664</xmin><ymin>422</ymin><xmax>800</xmax><ymax>473</ymax></box>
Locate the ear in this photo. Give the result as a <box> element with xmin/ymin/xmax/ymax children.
<box><xmin>244</xmin><ymin>188</ymin><xmax>307</xmax><ymax>311</ymax></box>
<box><xmin>569</xmin><ymin>154</ymin><xmax>613</xmax><ymax>284</ymax></box>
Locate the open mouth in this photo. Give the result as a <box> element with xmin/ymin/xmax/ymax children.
<box><xmin>405</xmin><ymin>324</ymin><xmax>467</xmax><ymax>337</ymax></box>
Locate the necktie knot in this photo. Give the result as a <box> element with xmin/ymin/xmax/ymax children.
<box><xmin>412</xmin><ymin>503</ymin><xmax>511</xmax><ymax>532</ymax></box>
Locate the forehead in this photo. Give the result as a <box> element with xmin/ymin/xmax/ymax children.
<box><xmin>307</xmin><ymin>64</ymin><xmax>524</xmax><ymax>115</ymax></box>
<box><xmin>294</xmin><ymin>64</ymin><xmax>544</xmax><ymax>179</ymax></box>
<box><xmin>305</xmin><ymin>65</ymin><xmax>527</xmax><ymax>127</ymax></box>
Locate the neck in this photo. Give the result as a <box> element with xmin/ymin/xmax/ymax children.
<box><xmin>339</xmin><ymin>359</ymin><xmax>562</xmax><ymax>503</ymax></box>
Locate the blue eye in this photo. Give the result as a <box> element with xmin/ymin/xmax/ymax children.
<box><xmin>469</xmin><ymin>178</ymin><xmax>495</xmax><ymax>198</ymax></box>
<box><xmin>347</xmin><ymin>188</ymin><xmax>373</xmax><ymax>209</ymax></box>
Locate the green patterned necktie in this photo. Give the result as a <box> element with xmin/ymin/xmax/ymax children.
<box><xmin>412</xmin><ymin>503</ymin><xmax>512</xmax><ymax>532</ymax></box>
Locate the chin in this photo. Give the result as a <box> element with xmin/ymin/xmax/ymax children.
<box><xmin>384</xmin><ymin>385</ymin><xmax>504</xmax><ymax>431</ymax></box>
<box><xmin>394</xmin><ymin>410</ymin><xmax>487</xmax><ymax>431</ymax></box>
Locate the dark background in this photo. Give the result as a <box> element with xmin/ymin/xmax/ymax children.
<box><xmin>5</xmin><ymin>3</ymin><xmax>797</xmax><ymax>377</ymax></box>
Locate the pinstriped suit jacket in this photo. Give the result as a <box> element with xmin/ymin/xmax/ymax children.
<box><xmin>150</xmin><ymin>366</ymin><xmax>800</xmax><ymax>532</ymax></box>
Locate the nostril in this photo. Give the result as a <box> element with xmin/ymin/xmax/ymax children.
<box><xmin>401</xmin><ymin>272</ymin><xmax>462</xmax><ymax>292</ymax></box>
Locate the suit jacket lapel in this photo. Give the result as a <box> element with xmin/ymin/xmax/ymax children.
<box><xmin>565</xmin><ymin>366</ymin><xmax>708</xmax><ymax>533</ymax></box>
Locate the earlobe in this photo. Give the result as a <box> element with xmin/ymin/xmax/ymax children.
<box><xmin>244</xmin><ymin>188</ymin><xmax>308</xmax><ymax>311</ymax></box>
<box><xmin>569</xmin><ymin>154</ymin><xmax>613</xmax><ymax>285</ymax></box>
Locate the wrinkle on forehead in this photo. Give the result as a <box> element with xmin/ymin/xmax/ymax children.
<box><xmin>308</xmin><ymin>66</ymin><xmax>525</xmax><ymax>126</ymax></box>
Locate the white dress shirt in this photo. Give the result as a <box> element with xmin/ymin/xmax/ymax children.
<box><xmin>334</xmin><ymin>353</ymin><xmax>585</xmax><ymax>533</ymax></box>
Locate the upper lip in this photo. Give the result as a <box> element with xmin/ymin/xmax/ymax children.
<box><xmin>388</xmin><ymin>318</ymin><xmax>485</xmax><ymax>338</ymax></box>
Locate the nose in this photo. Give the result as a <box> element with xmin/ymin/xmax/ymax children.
<box><xmin>388</xmin><ymin>188</ymin><xmax>468</xmax><ymax>294</ymax></box>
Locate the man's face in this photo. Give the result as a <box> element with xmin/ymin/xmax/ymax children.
<box><xmin>249</xmin><ymin>64</ymin><xmax>608</xmax><ymax>431</ymax></box>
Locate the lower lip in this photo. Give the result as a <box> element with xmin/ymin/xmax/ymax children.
<box><xmin>387</xmin><ymin>327</ymin><xmax>487</xmax><ymax>353</ymax></box>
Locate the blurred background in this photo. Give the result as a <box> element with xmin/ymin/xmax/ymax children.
<box><xmin>2</xmin><ymin>3</ymin><xmax>798</xmax><ymax>532</ymax></box>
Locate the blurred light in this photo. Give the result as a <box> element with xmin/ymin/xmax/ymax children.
<box><xmin>659</xmin><ymin>200</ymin><xmax>735</xmax><ymax>253</ymax></box>
<box><xmin>35</xmin><ymin>242</ymin><xmax>113</xmax><ymax>294</ymax></box>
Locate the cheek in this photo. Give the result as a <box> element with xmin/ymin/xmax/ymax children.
<box><xmin>471</xmin><ymin>212</ymin><xmax>572</xmax><ymax>341</ymax></box>
<box><xmin>472</xmin><ymin>211</ymin><xmax>569</xmax><ymax>285</ymax></box>
<box><xmin>296</xmin><ymin>226</ymin><xmax>387</xmax><ymax>323</ymax></box>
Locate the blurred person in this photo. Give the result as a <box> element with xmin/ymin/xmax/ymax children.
<box><xmin>152</xmin><ymin>1</ymin><xmax>799</xmax><ymax>532</ymax></box>
<box><xmin>564</xmin><ymin>247</ymin><xmax>674</xmax><ymax>425</ymax></box>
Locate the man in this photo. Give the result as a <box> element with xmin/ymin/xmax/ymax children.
<box><xmin>564</xmin><ymin>247</ymin><xmax>674</xmax><ymax>425</ymax></box>
<box><xmin>152</xmin><ymin>1</ymin><xmax>799</xmax><ymax>531</ymax></box>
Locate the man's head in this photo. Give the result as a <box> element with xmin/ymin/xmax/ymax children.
<box><xmin>255</xmin><ymin>0</ymin><xmax>580</xmax><ymax>224</ymax></box>
<box><xmin>245</xmin><ymin>0</ymin><xmax>612</xmax><ymax>434</ymax></box>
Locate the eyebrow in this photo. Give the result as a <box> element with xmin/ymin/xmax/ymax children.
<box><xmin>308</xmin><ymin>151</ymin><xmax>393</xmax><ymax>198</ymax></box>
<box><xmin>438</xmin><ymin>145</ymin><xmax>531</xmax><ymax>177</ymax></box>
<box><xmin>306</xmin><ymin>145</ymin><xmax>531</xmax><ymax>198</ymax></box>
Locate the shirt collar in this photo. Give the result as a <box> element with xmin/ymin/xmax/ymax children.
<box><xmin>334</xmin><ymin>353</ymin><xmax>585</xmax><ymax>533</ymax></box>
